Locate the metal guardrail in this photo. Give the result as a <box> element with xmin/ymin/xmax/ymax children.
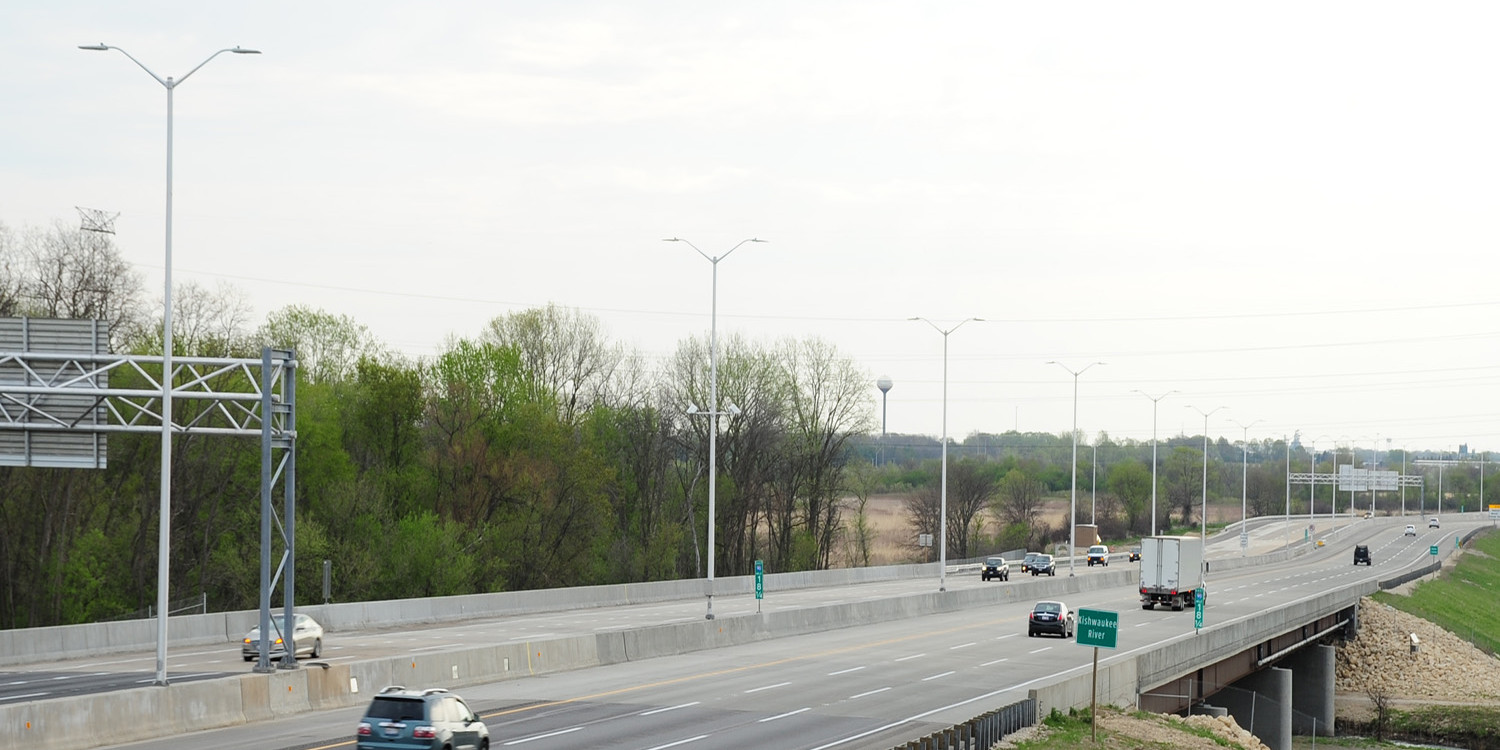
<box><xmin>888</xmin><ymin>698</ymin><xmax>1035</xmax><ymax>750</ymax></box>
<box><xmin>887</xmin><ymin>526</ymin><xmax>1492</xmax><ymax>748</ymax></box>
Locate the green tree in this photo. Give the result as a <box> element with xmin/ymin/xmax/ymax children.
<box><xmin>1106</xmin><ymin>460</ymin><xmax>1152</xmax><ymax>534</ymax></box>
<box><xmin>1164</xmin><ymin>446</ymin><xmax>1204</xmax><ymax>529</ymax></box>
<box><xmin>259</xmin><ymin>305</ymin><xmax>387</xmax><ymax>384</ymax></box>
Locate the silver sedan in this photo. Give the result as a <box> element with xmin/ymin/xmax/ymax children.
<box><xmin>242</xmin><ymin>613</ymin><xmax>324</xmax><ymax>661</ymax></box>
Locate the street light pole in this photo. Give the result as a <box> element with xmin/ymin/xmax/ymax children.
<box><xmin>1187</xmin><ymin>405</ymin><xmax>1226</xmax><ymax>585</ymax></box>
<box><xmin>913</xmin><ymin>317</ymin><xmax>980</xmax><ymax>592</ymax></box>
<box><xmin>665</xmin><ymin>237</ymin><xmax>764</xmax><ymax>620</ymax></box>
<box><xmin>1229</xmin><ymin>419</ymin><xmax>1262</xmax><ymax>556</ymax></box>
<box><xmin>1133</xmin><ymin>390</ymin><xmax>1177</xmax><ymax>536</ymax></box>
<box><xmin>1091</xmin><ymin>442</ymin><xmax>1097</xmax><ymax>525</ymax></box>
<box><xmin>79</xmin><ymin>42</ymin><xmax>259</xmax><ymax>687</ymax></box>
<box><xmin>1049</xmin><ymin>361</ymin><xmax>1105</xmax><ymax>577</ymax></box>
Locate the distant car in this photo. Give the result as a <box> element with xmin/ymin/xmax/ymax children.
<box><xmin>982</xmin><ymin>556</ymin><xmax>1010</xmax><ymax>582</ymax></box>
<box><xmin>1086</xmin><ymin>545</ymin><xmax>1109</xmax><ymax>567</ymax></box>
<box><xmin>1020</xmin><ymin>552</ymin><xmax>1042</xmax><ymax>573</ymax></box>
<box><xmin>1354</xmin><ymin>545</ymin><xmax>1371</xmax><ymax>566</ymax></box>
<box><xmin>1429</xmin><ymin>517</ymin><xmax>1440</xmax><ymax>528</ymax></box>
<box><xmin>242</xmin><ymin>613</ymin><xmax>323</xmax><ymax>662</ymax></box>
<box><xmin>1404</xmin><ymin>525</ymin><xmax>1417</xmax><ymax>536</ymax></box>
<box><xmin>1027</xmin><ymin>600</ymin><xmax>1075</xmax><ymax>638</ymax></box>
<box><xmin>1128</xmin><ymin>547</ymin><xmax>1141</xmax><ymax>562</ymax></box>
<box><xmin>1364</xmin><ymin>511</ymin><xmax>1373</xmax><ymax>519</ymax></box>
<box><xmin>1030</xmin><ymin>553</ymin><xmax>1056</xmax><ymax>576</ymax></box>
<box><xmin>355</xmin><ymin>686</ymin><xmax>488</xmax><ymax>750</ymax></box>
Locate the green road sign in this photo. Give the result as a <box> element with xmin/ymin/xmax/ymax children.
<box><xmin>1430</xmin><ymin>545</ymin><xmax>1439</xmax><ymax>556</ymax></box>
<box><xmin>754</xmin><ymin>559</ymin><xmax>764</xmax><ymax>600</ymax></box>
<box><xmin>1193</xmin><ymin>586</ymin><xmax>1205</xmax><ymax>629</ymax></box>
<box><xmin>1076</xmin><ymin>608</ymin><xmax>1118</xmax><ymax>649</ymax></box>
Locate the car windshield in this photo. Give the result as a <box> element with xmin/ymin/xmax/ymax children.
<box><xmin>1090</xmin><ymin>546</ymin><xmax>1105</xmax><ymax>553</ymax></box>
<box><xmin>1034</xmin><ymin>602</ymin><xmax>1061</xmax><ymax>614</ymax></box>
<box><xmin>986</xmin><ymin>557</ymin><xmax>1004</xmax><ymax>565</ymax></box>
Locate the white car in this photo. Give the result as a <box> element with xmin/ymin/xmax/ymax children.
<box><xmin>1429</xmin><ymin>517</ymin><xmax>1440</xmax><ymax>529</ymax></box>
<box><xmin>1404</xmin><ymin>524</ymin><xmax>1417</xmax><ymax>536</ymax></box>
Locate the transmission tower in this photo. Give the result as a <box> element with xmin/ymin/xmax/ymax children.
<box><xmin>75</xmin><ymin>206</ymin><xmax>119</xmax><ymax>234</ymax></box>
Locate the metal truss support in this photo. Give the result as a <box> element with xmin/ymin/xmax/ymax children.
<box><xmin>0</xmin><ymin>347</ymin><xmax>298</xmax><ymax>678</ymax></box>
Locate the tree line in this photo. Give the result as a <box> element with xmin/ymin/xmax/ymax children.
<box><xmin>0</xmin><ymin>218</ymin><xmax>1490</xmax><ymax>629</ymax></box>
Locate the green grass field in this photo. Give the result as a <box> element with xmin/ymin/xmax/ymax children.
<box><xmin>1371</xmin><ymin>526</ymin><xmax>1500</xmax><ymax>655</ymax></box>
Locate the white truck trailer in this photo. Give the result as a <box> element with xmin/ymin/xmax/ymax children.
<box><xmin>1138</xmin><ymin>535</ymin><xmax>1203</xmax><ymax>611</ymax></box>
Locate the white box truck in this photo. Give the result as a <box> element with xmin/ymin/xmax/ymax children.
<box><xmin>1139</xmin><ymin>535</ymin><xmax>1203</xmax><ymax>611</ymax></box>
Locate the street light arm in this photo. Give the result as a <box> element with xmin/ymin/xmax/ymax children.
<box><xmin>179</xmin><ymin>47</ymin><xmax>261</xmax><ymax>85</ymax></box>
<box><xmin>1134</xmin><ymin>389</ymin><xmax>1178</xmax><ymax>403</ymax></box>
<box><xmin>911</xmin><ymin>316</ymin><xmax>981</xmax><ymax>336</ymax></box>
<box><xmin>719</xmin><ymin>237</ymin><xmax>766</xmax><ymax>262</ymax></box>
<box><xmin>79</xmin><ymin>44</ymin><xmax>169</xmax><ymax>87</ymax></box>
<box><xmin>1047</xmin><ymin>360</ymin><xmax>1105</xmax><ymax>377</ymax></box>
<box><xmin>663</xmin><ymin>237</ymin><xmax>764</xmax><ymax>263</ymax></box>
<box><xmin>78</xmin><ymin>44</ymin><xmax>260</xmax><ymax>88</ymax></box>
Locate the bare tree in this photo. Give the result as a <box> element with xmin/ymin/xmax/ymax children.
<box><xmin>904</xmin><ymin>458</ymin><xmax>994</xmax><ymax>561</ymax></box>
<box><xmin>171</xmin><ymin>280</ymin><xmax>254</xmax><ymax>357</ymax></box>
<box><xmin>19</xmin><ymin>221</ymin><xmax>146</xmax><ymax>349</ymax></box>
<box><xmin>481</xmin><ymin>304</ymin><xmax>624</xmax><ymax>424</ymax></box>
<box><xmin>840</xmin><ymin>460</ymin><xmax>880</xmax><ymax>568</ymax></box>
<box><xmin>771</xmin><ymin>337</ymin><xmax>874</xmax><ymax>569</ymax></box>
<box><xmin>994</xmin><ymin>466</ymin><xmax>1045</xmax><ymax>528</ymax></box>
<box><xmin>0</xmin><ymin>221</ymin><xmax>26</xmax><ymax>316</ymax></box>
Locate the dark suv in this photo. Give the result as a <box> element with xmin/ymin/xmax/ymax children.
<box><xmin>356</xmin><ymin>686</ymin><xmax>489</xmax><ymax>750</ymax></box>
<box><xmin>1353</xmin><ymin>545</ymin><xmax>1371</xmax><ymax>566</ymax></box>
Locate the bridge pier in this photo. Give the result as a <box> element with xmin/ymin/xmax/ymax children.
<box><xmin>1285</xmin><ymin>644</ymin><xmax>1335</xmax><ymax>736</ymax></box>
<box><xmin>1219</xmin><ymin>666</ymin><xmax>1292</xmax><ymax>750</ymax></box>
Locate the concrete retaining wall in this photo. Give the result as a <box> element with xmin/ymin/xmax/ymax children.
<box><xmin>0</xmin><ymin>562</ymin><xmax>944</xmax><ymax>667</ymax></box>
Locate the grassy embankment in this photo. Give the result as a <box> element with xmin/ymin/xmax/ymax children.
<box><xmin>1371</xmin><ymin>526</ymin><xmax>1500</xmax><ymax>654</ymax></box>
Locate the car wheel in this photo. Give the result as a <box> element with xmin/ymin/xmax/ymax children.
<box><xmin>312</xmin><ymin>638</ymin><xmax>322</xmax><ymax>658</ymax></box>
<box><xmin>243</xmin><ymin>655</ymin><xmax>254</xmax><ymax>662</ymax></box>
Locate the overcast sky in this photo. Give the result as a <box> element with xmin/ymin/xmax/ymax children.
<box><xmin>3</xmin><ymin>2</ymin><xmax>1497</xmax><ymax>454</ymax></box>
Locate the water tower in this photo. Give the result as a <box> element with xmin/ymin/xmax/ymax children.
<box><xmin>877</xmin><ymin>375</ymin><xmax>893</xmax><ymax>464</ymax></box>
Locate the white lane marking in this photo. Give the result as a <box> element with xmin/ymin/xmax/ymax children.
<box><xmin>172</xmin><ymin>672</ymin><xmax>221</xmax><ymax>681</ymax></box>
<box><xmin>894</xmin><ymin>653</ymin><xmax>925</xmax><ymax>662</ymax></box>
<box><xmin>921</xmin><ymin>671</ymin><xmax>955</xmax><ymax>681</ymax></box>
<box><xmin>1135</xmin><ymin>622</ymin><xmax>1151</xmax><ymax>627</ymax></box>
<box><xmin>980</xmin><ymin>658</ymin><xmax>1009</xmax><ymax>667</ymax></box>
<box><xmin>642</xmin><ymin>735</ymin><xmax>708</xmax><ymax>750</ymax></box>
<box><xmin>759</xmin><ymin>707</ymin><xmax>811</xmax><ymax>722</ymax></box>
<box><xmin>505</xmin><ymin>633</ymin><xmax>555</xmax><ymax>641</ymax></box>
<box><xmin>1028</xmin><ymin>647</ymin><xmax>1052</xmax><ymax>654</ymax></box>
<box><xmin>504</xmin><ymin>726</ymin><xmax>583</xmax><ymax>745</ymax></box>
<box><xmin>640</xmin><ymin>702</ymin><xmax>699</xmax><ymax>716</ymax></box>
<box><xmin>949</xmin><ymin>642</ymin><xmax>976</xmax><ymax>650</ymax></box>
<box><xmin>828</xmin><ymin>666</ymin><xmax>865</xmax><ymax>676</ymax></box>
<box><xmin>0</xmin><ymin>692</ymin><xmax>49</xmax><ymax>702</ymax></box>
<box><xmin>994</xmin><ymin>633</ymin><xmax>1019</xmax><ymax>640</ymax></box>
<box><xmin>744</xmin><ymin>681</ymin><xmax>791</xmax><ymax>694</ymax></box>
<box><xmin>850</xmin><ymin>687</ymin><xmax>891</xmax><ymax>699</ymax></box>
<box><xmin>411</xmin><ymin>644</ymin><xmax>450</xmax><ymax>652</ymax></box>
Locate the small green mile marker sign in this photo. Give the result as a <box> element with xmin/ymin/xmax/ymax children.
<box><xmin>1076</xmin><ymin>608</ymin><xmax>1119</xmax><ymax>649</ymax></box>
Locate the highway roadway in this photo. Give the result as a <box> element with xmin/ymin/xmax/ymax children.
<box><xmin>45</xmin><ymin>513</ymin><xmax>1485</xmax><ymax>750</ymax></box>
<box><xmin>52</xmin><ymin>516</ymin><xmax>1482</xmax><ymax>750</ymax></box>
